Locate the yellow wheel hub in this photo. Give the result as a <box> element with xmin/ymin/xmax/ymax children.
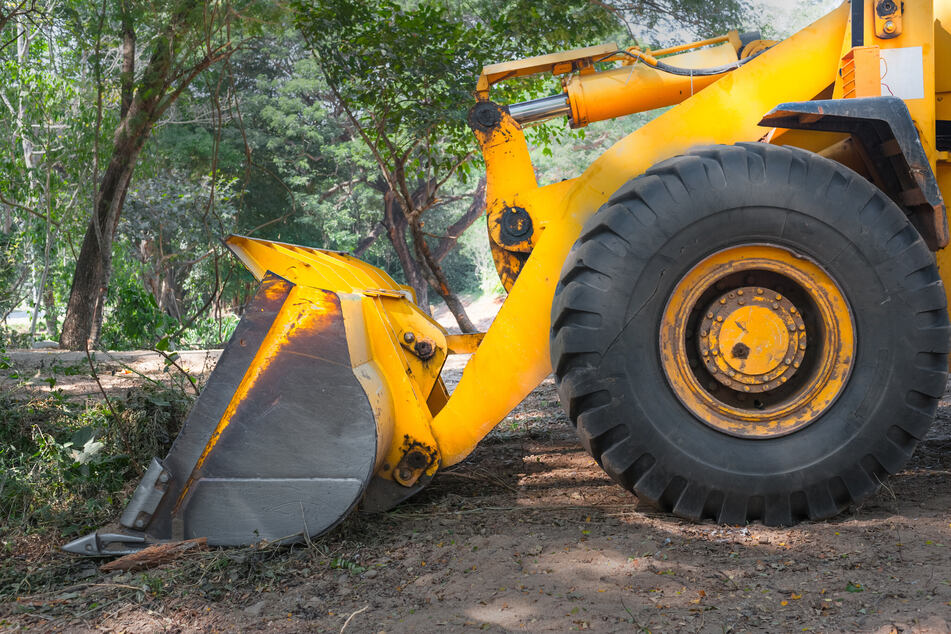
<box><xmin>660</xmin><ymin>244</ymin><xmax>855</xmax><ymax>439</ymax></box>
<box><xmin>700</xmin><ymin>288</ymin><xmax>807</xmax><ymax>393</ymax></box>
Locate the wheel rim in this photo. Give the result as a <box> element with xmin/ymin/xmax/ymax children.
<box><xmin>660</xmin><ymin>244</ymin><xmax>855</xmax><ymax>438</ymax></box>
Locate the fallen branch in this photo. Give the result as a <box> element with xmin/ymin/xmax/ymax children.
<box><xmin>99</xmin><ymin>538</ymin><xmax>208</xmax><ymax>573</ymax></box>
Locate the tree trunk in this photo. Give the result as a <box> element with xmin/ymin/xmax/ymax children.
<box><xmin>119</xmin><ymin>1</ymin><xmax>135</xmax><ymax>119</ymax></box>
<box><xmin>59</xmin><ymin>147</ymin><xmax>140</xmax><ymax>349</ymax></box>
<box><xmin>409</xmin><ymin>217</ymin><xmax>477</xmax><ymax>333</ymax></box>
<box><xmin>43</xmin><ymin>287</ymin><xmax>56</xmax><ymax>337</ymax></box>
<box><xmin>382</xmin><ymin>188</ymin><xmax>430</xmax><ymax>312</ymax></box>
<box><xmin>60</xmin><ymin>78</ymin><xmax>166</xmax><ymax>350</ymax></box>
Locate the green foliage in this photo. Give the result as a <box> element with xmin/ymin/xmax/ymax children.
<box><xmin>0</xmin><ymin>232</ymin><xmax>27</xmax><ymax>318</ymax></box>
<box><xmin>99</xmin><ymin>256</ymin><xmax>178</xmax><ymax>350</ymax></box>
<box><xmin>329</xmin><ymin>556</ymin><xmax>366</xmax><ymax>575</ymax></box>
<box><xmin>99</xmin><ymin>246</ymin><xmax>239</xmax><ymax>351</ymax></box>
<box><xmin>0</xmin><ymin>379</ymin><xmax>192</xmax><ymax>535</ymax></box>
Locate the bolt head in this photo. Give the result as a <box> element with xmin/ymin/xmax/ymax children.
<box><xmin>414</xmin><ymin>340</ymin><xmax>435</xmax><ymax>360</ymax></box>
<box><xmin>403</xmin><ymin>332</ymin><xmax>416</xmax><ymax>343</ymax></box>
<box><xmin>884</xmin><ymin>19</ymin><xmax>896</xmax><ymax>33</ymax></box>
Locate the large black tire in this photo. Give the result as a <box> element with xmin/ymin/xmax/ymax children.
<box><xmin>550</xmin><ymin>143</ymin><xmax>950</xmax><ymax>526</ymax></box>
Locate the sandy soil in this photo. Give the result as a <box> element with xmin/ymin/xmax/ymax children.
<box><xmin>2</xmin><ymin>299</ymin><xmax>951</xmax><ymax>632</ymax></box>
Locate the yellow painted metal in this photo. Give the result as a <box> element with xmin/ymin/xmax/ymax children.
<box><xmin>207</xmin><ymin>1</ymin><xmax>951</xmax><ymax>493</ymax></box>
<box><xmin>476</xmin><ymin>43</ymin><xmax>618</xmax><ymax>96</ymax></box>
<box><xmin>224</xmin><ymin>235</ymin><xmax>449</xmax><ymax>488</ymax></box>
<box><xmin>659</xmin><ymin>245</ymin><xmax>855</xmax><ymax>439</ymax></box>
<box><xmin>565</xmin><ymin>42</ymin><xmax>741</xmax><ymax>127</ymax></box>
<box><xmin>716</xmin><ymin>306</ymin><xmax>791</xmax><ymax>377</ymax></box>
<box><xmin>475</xmin><ymin>31</ymin><xmax>751</xmax><ymax>99</ymax></box>
<box><xmin>430</xmin><ymin>3</ymin><xmax>850</xmax><ymax>466</ymax></box>
<box><xmin>699</xmin><ymin>288</ymin><xmax>806</xmax><ymax>392</ymax></box>
<box><xmin>446</xmin><ymin>333</ymin><xmax>485</xmax><ymax>355</ymax></box>
<box><xmin>841</xmin><ymin>46</ymin><xmax>882</xmax><ymax>97</ymax></box>
<box><xmin>480</xmin><ymin>40</ymin><xmax>752</xmax><ymax>290</ymax></box>
<box><xmin>643</xmin><ymin>34</ymin><xmax>731</xmax><ymax>58</ymax></box>
<box><xmin>833</xmin><ymin>0</ymin><xmax>936</xmax><ymax>158</ymax></box>
<box><xmin>174</xmin><ymin>283</ymin><xmax>352</xmax><ymax>511</ymax></box>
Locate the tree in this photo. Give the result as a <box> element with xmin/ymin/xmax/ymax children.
<box><xmin>595</xmin><ymin>0</ymin><xmax>747</xmax><ymax>43</ymax></box>
<box><xmin>293</xmin><ymin>0</ymin><xmax>620</xmax><ymax>331</ymax></box>
<box><xmin>58</xmin><ymin>0</ymin><xmax>274</xmax><ymax>350</ymax></box>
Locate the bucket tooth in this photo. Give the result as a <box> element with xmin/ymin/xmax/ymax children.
<box><xmin>61</xmin><ymin>527</ymin><xmax>146</xmax><ymax>556</ymax></box>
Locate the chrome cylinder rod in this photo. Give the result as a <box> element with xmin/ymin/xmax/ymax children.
<box><xmin>507</xmin><ymin>93</ymin><xmax>570</xmax><ymax>125</ymax></box>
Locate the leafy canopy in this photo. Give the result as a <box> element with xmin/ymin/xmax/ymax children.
<box><xmin>292</xmin><ymin>0</ymin><xmax>620</xmax><ymax>181</ymax></box>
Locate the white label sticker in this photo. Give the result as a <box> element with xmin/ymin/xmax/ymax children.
<box><xmin>880</xmin><ymin>46</ymin><xmax>925</xmax><ymax>100</ymax></box>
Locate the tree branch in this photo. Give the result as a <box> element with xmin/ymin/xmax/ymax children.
<box><xmin>433</xmin><ymin>177</ymin><xmax>485</xmax><ymax>263</ymax></box>
<box><xmin>0</xmin><ymin>193</ymin><xmax>60</xmax><ymax>227</ymax></box>
<box><xmin>353</xmin><ymin>222</ymin><xmax>384</xmax><ymax>257</ymax></box>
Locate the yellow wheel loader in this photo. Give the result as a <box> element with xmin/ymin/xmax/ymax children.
<box><xmin>66</xmin><ymin>0</ymin><xmax>951</xmax><ymax>555</ymax></box>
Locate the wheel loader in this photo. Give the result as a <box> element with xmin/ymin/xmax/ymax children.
<box><xmin>66</xmin><ymin>0</ymin><xmax>951</xmax><ymax>555</ymax></box>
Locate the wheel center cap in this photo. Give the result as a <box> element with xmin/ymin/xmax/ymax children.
<box><xmin>698</xmin><ymin>287</ymin><xmax>808</xmax><ymax>393</ymax></box>
<box><xmin>718</xmin><ymin>305</ymin><xmax>788</xmax><ymax>374</ymax></box>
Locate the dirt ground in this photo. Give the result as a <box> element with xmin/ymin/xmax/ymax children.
<box><xmin>2</xmin><ymin>298</ymin><xmax>951</xmax><ymax>632</ymax></box>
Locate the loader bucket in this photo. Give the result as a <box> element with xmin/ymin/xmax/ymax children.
<box><xmin>64</xmin><ymin>236</ymin><xmax>450</xmax><ymax>555</ymax></box>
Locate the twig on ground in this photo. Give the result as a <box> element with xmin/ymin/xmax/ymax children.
<box><xmin>716</xmin><ymin>570</ymin><xmax>739</xmax><ymax>591</ymax></box>
<box><xmin>340</xmin><ymin>604</ymin><xmax>368</xmax><ymax>633</ymax></box>
<box><xmin>876</xmin><ymin>474</ymin><xmax>903</xmax><ymax>563</ymax></box>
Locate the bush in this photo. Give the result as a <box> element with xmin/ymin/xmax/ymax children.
<box><xmin>0</xmin><ymin>383</ymin><xmax>193</xmax><ymax>538</ymax></box>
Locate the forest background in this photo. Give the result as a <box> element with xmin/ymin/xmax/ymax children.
<box><xmin>0</xmin><ymin>0</ymin><xmax>835</xmax><ymax>353</ymax></box>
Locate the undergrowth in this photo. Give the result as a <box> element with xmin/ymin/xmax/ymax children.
<box><xmin>0</xmin><ymin>382</ymin><xmax>193</xmax><ymax>540</ymax></box>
